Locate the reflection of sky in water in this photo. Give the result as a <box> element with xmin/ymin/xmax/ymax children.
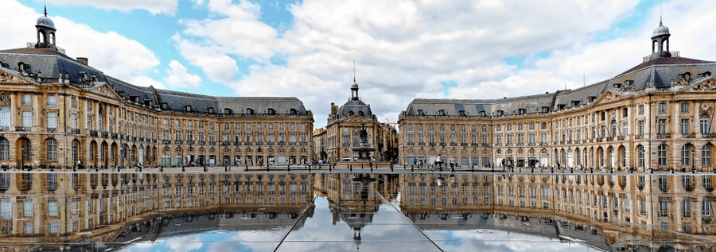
<box><xmin>425</xmin><ymin>229</ymin><xmax>593</xmax><ymax>252</ymax></box>
<box><xmin>120</xmin><ymin>194</ymin><xmax>594</xmax><ymax>252</ymax></box>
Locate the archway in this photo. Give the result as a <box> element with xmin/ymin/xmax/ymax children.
<box><xmin>15</xmin><ymin>138</ymin><xmax>31</xmax><ymax>169</ymax></box>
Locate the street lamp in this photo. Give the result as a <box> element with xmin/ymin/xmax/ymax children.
<box><xmin>692</xmin><ymin>149</ymin><xmax>695</xmax><ymax>172</ymax></box>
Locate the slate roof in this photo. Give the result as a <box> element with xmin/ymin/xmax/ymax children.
<box><xmin>0</xmin><ymin>47</ymin><xmax>108</xmax><ymax>83</ymax></box>
<box><xmin>0</xmin><ymin>47</ymin><xmax>311</xmax><ymax>116</ymax></box>
<box><xmin>404</xmin><ymin>55</ymin><xmax>716</xmax><ymax>116</ymax></box>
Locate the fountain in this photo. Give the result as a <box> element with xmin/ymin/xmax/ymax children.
<box><xmin>352</xmin><ymin>122</ymin><xmax>376</xmax><ymax>161</ymax></box>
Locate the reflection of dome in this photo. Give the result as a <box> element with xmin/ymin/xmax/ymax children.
<box><xmin>651</xmin><ymin>22</ymin><xmax>669</xmax><ymax>38</ymax></box>
<box><xmin>36</xmin><ymin>15</ymin><xmax>55</xmax><ymax>29</ymax></box>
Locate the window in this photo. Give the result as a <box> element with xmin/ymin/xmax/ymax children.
<box><xmin>22</xmin><ymin>111</ymin><xmax>32</xmax><ymax>127</ymax></box>
<box><xmin>438</xmin><ymin>110</ymin><xmax>445</xmax><ymax>116</ymax></box>
<box><xmin>22</xmin><ymin>94</ymin><xmax>30</xmax><ymax>105</ymax></box>
<box><xmin>657</xmin><ymin>119</ymin><xmax>666</xmax><ymax>135</ymax></box>
<box><xmin>658</xmin><ymin>144</ymin><xmax>667</xmax><ymax>166</ymax></box>
<box><xmin>47</xmin><ymin>138</ymin><xmax>57</xmax><ymax>162</ymax></box>
<box><xmin>700</xmin><ymin>115</ymin><xmax>710</xmax><ymax>135</ymax></box>
<box><xmin>47</xmin><ymin>95</ymin><xmax>56</xmax><ymax>106</ymax></box>
<box><xmin>638</xmin><ymin>120</ymin><xmax>644</xmax><ymax>136</ymax></box>
<box><xmin>681</xmin><ymin>119</ymin><xmax>689</xmax><ymax>136</ymax></box>
<box><xmin>47</xmin><ymin>112</ymin><xmax>57</xmax><ymax>129</ymax></box>
<box><xmin>682</xmin><ymin>145</ymin><xmax>691</xmax><ymax>166</ymax></box>
<box><xmin>704</xmin><ymin>145</ymin><xmax>712</xmax><ymax>167</ymax></box>
<box><xmin>0</xmin><ymin>107</ymin><xmax>9</xmax><ymax>127</ymax></box>
<box><xmin>681</xmin><ymin>102</ymin><xmax>689</xmax><ymax>113</ymax></box>
<box><xmin>658</xmin><ymin>102</ymin><xmax>666</xmax><ymax>114</ymax></box>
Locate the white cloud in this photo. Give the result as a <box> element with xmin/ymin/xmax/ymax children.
<box><xmin>164</xmin><ymin>60</ymin><xmax>202</xmax><ymax>88</ymax></box>
<box><xmin>1</xmin><ymin>0</ymin><xmax>161</xmax><ymax>88</ymax></box>
<box><xmin>50</xmin><ymin>0</ymin><xmax>178</xmax><ymax>15</ymax></box>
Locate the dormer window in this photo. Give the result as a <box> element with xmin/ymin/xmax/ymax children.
<box><xmin>224</xmin><ymin>108</ymin><xmax>233</xmax><ymax>115</ymax></box>
<box><xmin>438</xmin><ymin>110</ymin><xmax>445</xmax><ymax>116</ymax></box>
<box><xmin>613</xmin><ymin>83</ymin><xmax>622</xmax><ymax>89</ymax></box>
<box><xmin>184</xmin><ymin>105</ymin><xmax>192</xmax><ymax>112</ymax></box>
<box><xmin>246</xmin><ymin>108</ymin><xmax>254</xmax><ymax>115</ymax></box>
<box><xmin>206</xmin><ymin>107</ymin><xmax>214</xmax><ymax>113</ymax></box>
<box><xmin>130</xmin><ymin>96</ymin><xmax>139</xmax><ymax>103</ymax></box>
<box><xmin>348</xmin><ymin>111</ymin><xmax>354</xmax><ymax>116</ymax></box>
<box><xmin>290</xmin><ymin>108</ymin><xmax>297</xmax><ymax>115</ymax></box>
<box><xmin>571</xmin><ymin>100</ymin><xmax>580</xmax><ymax>107</ymax></box>
<box><xmin>358</xmin><ymin>111</ymin><xmax>365</xmax><ymax>116</ymax></box>
<box><xmin>518</xmin><ymin>108</ymin><xmax>526</xmax><ymax>115</ymax></box>
<box><xmin>588</xmin><ymin>96</ymin><xmax>597</xmax><ymax>103</ymax></box>
<box><xmin>496</xmin><ymin>110</ymin><xmax>504</xmax><ymax>116</ymax></box>
<box><xmin>699</xmin><ymin>71</ymin><xmax>712</xmax><ymax>78</ymax></box>
<box><xmin>558</xmin><ymin>104</ymin><xmax>565</xmax><ymax>110</ymax></box>
<box><xmin>417</xmin><ymin>109</ymin><xmax>425</xmax><ymax>116</ymax></box>
<box><xmin>541</xmin><ymin>106</ymin><xmax>549</xmax><ymax>113</ymax></box>
<box><xmin>459</xmin><ymin>110</ymin><xmax>466</xmax><ymax>117</ymax></box>
<box><xmin>479</xmin><ymin>111</ymin><xmax>486</xmax><ymax>117</ymax></box>
<box><xmin>268</xmin><ymin>108</ymin><xmax>275</xmax><ymax>115</ymax></box>
<box><xmin>160</xmin><ymin>103</ymin><xmax>168</xmax><ymax>110</ymax></box>
<box><xmin>144</xmin><ymin>100</ymin><xmax>152</xmax><ymax>107</ymax></box>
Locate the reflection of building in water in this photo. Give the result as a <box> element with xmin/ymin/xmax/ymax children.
<box><xmin>400</xmin><ymin>173</ymin><xmax>716</xmax><ymax>251</ymax></box>
<box><xmin>319</xmin><ymin>173</ymin><xmax>381</xmax><ymax>249</ymax></box>
<box><xmin>0</xmin><ymin>172</ymin><xmax>314</xmax><ymax>251</ymax></box>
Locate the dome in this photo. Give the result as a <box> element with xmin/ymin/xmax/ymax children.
<box><xmin>652</xmin><ymin>23</ymin><xmax>669</xmax><ymax>38</ymax></box>
<box><xmin>36</xmin><ymin>15</ymin><xmax>55</xmax><ymax>30</ymax></box>
<box><xmin>351</xmin><ymin>83</ymin><xmax>358</xmax><ymax>89</ymax></box>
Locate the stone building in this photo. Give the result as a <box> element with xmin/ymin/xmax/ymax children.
<box><xmin>0</xmin><ymin>10</ymin><xmax>314</xmax><ymax>169</ymax></box>
<box><xmin>399</xmin><ymin>20</ymin><xmax>716</xmax><ymax>172</ymax></box>
<box><xmin>323</xmin><ymin>79</ymin><xmax>397</xmax><ymax>164</ymax></box>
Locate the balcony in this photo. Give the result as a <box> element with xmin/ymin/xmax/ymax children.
<box><xmin>162</xmin><ymin>140</ymin><xmax>171</xmax><ymax>144</ymax></box>
<box><xmin>482</xmin><ymin>143</ymin><xmax>489</xmax><ymax>147</ymax></box>
<box><xmin>418</xmin><ymin>142</ymin><xmax>426</xmax><ymax>146</ymax></box>
<box><xmin>407</xmin><ymin>142</ymin><xmax>415</xmax><ymax>146</ymax></box>
<box><xmin>300</xmin><ymin>142</ymin><xmax>308</xmax><ymax>146</ymax></box>
<box><xmin>199</xmin><ymin>141</ymin><xmax>206</xmax><ymax>145</ymax></box>
<box><xmin>450</xmin><ymin>143</ymin><xmax>458</xmax><ymax>146</ymax></box>
<box><xmin>460</xmin><ymin>143</ymin><xmax>469</xmax><ymax>146</ymax></box>
<box><xmin>244</xmin><ymin>142</ymin><xmax>252</xmax><ymax>146</ymax></box>
<box><xmin>46</xmin><ymin>127</ymin><xmax>56</xmax><ymax>133</ymax></box>
<box><xmin>89</xmin><ymin>130</ymin><xmax>98</xmax><ymax>137</ymax></box>
<box><xmin>111</xmin><ymin>133</ymin><xmax>118</xmax><ymax>139</ymax></box>
<box><xmin>657</xmin><ymin>133</ymin><xmax>671</xmax><ymax>139</ymax></box>
<box><xmin>16</xmin><ymin>126</ymin><xmax>32</xmax><ymax>132</ymax></box>
<box><xmin>209</xmin><ymin>141</ymin><xmax>216</xmax><ymax>145</ymax></box>
<box><xmin>138</xmin><ymin>137</ymin><xmax>145</xmax><ymax>142</ymax></box>
<box><xmin>617</xmin><ymin>136</ymin><xmax>624</xmax><ymax>141</ymax></box>
<box><xmin>131</xmin><ymin>136</ymin><xmax>137</xmax><ymax>141</ymax></box>
<box><xmin>222</xmin><ymin>141</ymin><xmax>231</xmax><ymax>146</ymax></box>
<box><xmin>101</xmin><ymin>131</ymin><xmax>109</xmax><ymax>138</ymax></box>
<box><xmin>683</xmin><ymin>133</ymin><xmax>696</xmax><ymax>139</ymax></box>
<box><xmin>0</xmin><ymin>126</ymin><xmax>7</xmax><ymax>132</ymax></box>
<box><xmin>470</xmin><ymin>143</ymin><xmax>478</xmax><ymax>146</ymax></box>
<box><xmin>187</xmin><ymin>140</ymin><xmax>195</xmax><ymax>145</ymax></box>
<box><xmin>174</xmin><ymin>140</ymin><xmax>183</xmax><ymax>144</ymax></box>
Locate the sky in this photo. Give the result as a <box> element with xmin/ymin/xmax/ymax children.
<box><xmin>3</xmin><ymin>0</ymin><xmax>716</xmax><ymax>128</ymax></box>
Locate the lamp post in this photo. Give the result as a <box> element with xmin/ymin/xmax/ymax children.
<box><xmin>692</xmin><ymin>149</ymin><xmax>695</xmax><ymax>172</ymax></box>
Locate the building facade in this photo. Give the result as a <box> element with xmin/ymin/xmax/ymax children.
<box><xmin>0</xmin><ymin>12</ymin><xmax>314</xmax><ymax>170</ymax></box>
<box><xmin>323</xmin><ymin>80</ymin><xmax>397</xmax><ymax>163</ymax></box>
<box><xmin>399</xmin><ymin>20</ymin><xmax>716</xmax><ymax>172</ymax></box>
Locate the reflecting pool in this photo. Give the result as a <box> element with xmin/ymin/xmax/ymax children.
<box><xmin>0</xmin><ymin>171</ymin><xmax>714</xmax><ymax>251</ymax></box>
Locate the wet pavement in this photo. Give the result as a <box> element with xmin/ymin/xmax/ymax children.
<box><xmin>0</xmin><ymin>171</ymin><xmax>714</xmax><ymax>251</ymax></box>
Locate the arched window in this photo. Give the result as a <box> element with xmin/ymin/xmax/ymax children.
<box><xmin>0</xmin><ymin>138</ymin><xmax>7</xmax><ymax>160</ymax></box>
<box><xmin>290</xmin><ymin>108</ymin><xmax>297</xmax><ymax>115</ymax></box>
<box><xmin>0</xmin><ymin>107</ymin><xmax>9</xmax><ymax>127</ymax></box>
<box><xmin>682</xmin><ymin>144</ymin><xmax>692</xmax><ymax>166</ymax></box>
<box><xmin>268</xmin><ymin>108</ymin><xmax>275</xmax><ymax>115</ymax></box>
<box><xmin>637</xmin><ymin>145</ymin><xmax>645</xmax><ymax>167</ymax></box>
<box><xmin>47</xmin><ymin>138</ymin><xmax>57</xmax><ymax>162</ymax></box>
<box><xmin>348</xmin><ymin>111</ymin><xmax>354</xmax><ymax>116</ymax></box>
<box><xmin>358</xmin><ymin>111</ymin><xmax>364</xmax><ymax>116</ymax></box>
<box><xmin>704</xmin><ymin>144</ymin><xmax>712</xmax><ymax>167</ymax></box>
<box><xmin>700</xmin><ymin>114</ymin><xmax>710</xmax><ymax>135</ymax></box>
<box><xmin>658</xmin><ymin>144</ymin><xmax>667</xmax><ymax>167</ymax></box>
<box><xmin>246</xmin><ymin>108</ymin><xmax>253</xmax><ymax>115</ymax></box>
<box><xmin>621</xmin><ymin>147</ymin><xmax>626</xmax><ymax>167</ymax></box>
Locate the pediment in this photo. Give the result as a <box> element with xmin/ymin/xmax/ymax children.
<box><xmin>87</xmin><ymin>83</ymin><xmax>122</xmax><ymax>100</ymax></box>
<box><xmin>0</xmin><ymin>68</ymin><xmax>32</xmax><ymax>84</ymax></box>
<box><xmin>594</xmin><ymin>91</ymin><xmax>626</xmax><ymax>105</ymax></box>
<box><xmin>681</xmin><ymin>76</ymin><xmax>716</xmax><ymax>93</ymax></box>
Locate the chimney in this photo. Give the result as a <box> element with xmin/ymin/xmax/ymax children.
<box><xmin>76</xmin><ymin>57</ymin><xmax>88</xmax><ymax>66</ymax></box>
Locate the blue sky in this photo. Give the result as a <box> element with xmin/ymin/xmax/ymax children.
<box><xmin>4</xmin><ymin>0</ymin><xmax>716</xmax><ymax>127</ymax></box>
